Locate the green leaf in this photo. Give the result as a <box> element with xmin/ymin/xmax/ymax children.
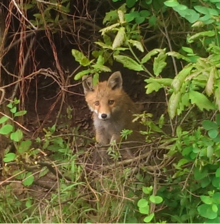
<box><xmin>200</xmin><ymin>195</ymin><xmax>212</xmax><ymax>205</ymax></box>
<box><xmin>71</xmin><ymin>49</ymin><xmax>91</xmax><ymax>66</ymax></box>
<box><xmin>10</xmin><ymin>129</ymin><xmax>23</xmax><ymax>142</ymax></box>
<box><xmin>197</xmin><ymin>204</ymin><xmax>217</xmax><ymax>219</ymax></box>
<box><xmin>143</xmin><ymin>213</ymin><xmax>154</xmax><ymax>223</ymax></box>
<box><xmin>206</xmin><ymin>67</ymin><xmax>215</xmax><ymax>96</ymax></box>
<box><xmin>0</xmin><ymin>116</ymin><xmax>9</xmax><ymax>124</ymax></box>
<box><xmin>168</xmin><ymin>92</ymin><xmax>181</xmax><ymax>119</ymax></box>
<box><xmin>18</xmin><ymin>140</ymin><xmax>32</xmax><ymax>154</ymax></box>
<box><xmin>172</xmin><ymin>64</ymin><xmax>193</xmax><ymax>92</ymax></box>
<box><xmin>202</xmin><ymin>120</ymin><xmax>218</xmax><ymax>130</ymax></box>
<box><xmin>3</xmin><ymin>153</ymin><xmax>16</xmax><ymax>162</ymax></box>
<box><xmin>103</xmin><ymin>10</ymin><xmax>118</xmax><ymax>24</ymax></box>
<box><xmin>141</xmin><ymin>49</ymin><xmax>163</xmax><ymax>64</ymax></box>
<box><xmin>149</xmin><ymin>195</ymin><xmax>163</xmax><ymax>204</ymax></box>
<box><xmin>92</xmin><ymin>64</ymin><xmax>111</xmax><ymax>72</ymax></box>
<box><xmin>0</xmin><ymin>124</ymin><xmax>13</xmax><ymax>135</ymax></box>
<box><xmin>216</xmin><ymin>114</ymin><xmax>220</xmax><ymax>126</ymax></box>
<box><xmin>74</xmin><ymin>69</ymin><xmax>92</xmax><ymax>80</ymax></box>
<box><xmin>208</xmin><ymin>129</ymin><xmax>219</xmax><ymax>139</ymax></box>
<box><xmin>187</xmin><ymin>31</ymin><xmax>215</xmax><ymax>44</ymax></box>
<box><xmin>112</xmin><ymin>27</ymin><xmax>125</xmax><ymax>49</ymax></box>
<box><xmin>142</xmin><ymin>186</ymin><xmax>153</xmax><ymax>194</ymax></box>
<box><xmin>145</xmin><ymin>82</ymin><xmax>162</xmax><ymax>94</ymax></box>
<box><xmin>128</xmin><ymin>40</ymin><xmax>144</xmax><ymax>52</ymax></box>
<box><xmin>164</xmin><ymin>0</ymin><xmax>179</xmax><ymax>7</ymax></box>
<box><xmin>194</xmin><ymin>167</ymin><xmax>208</xmax><ymax>180</ymax></box>
<box><xmin>10</xmin><ymin>107</ymin><xmax>17</xmax><ymax>114</ymax></box>
<box><xmin>126</xmin><ymin>0</ymin><xmax>137</xmax><ymax>8</ymax></box>
<box><xmin>137</xmin><ymin>198</ymin><xmax>149</xmax><ymax>208</ymax></box>
<box><xmin>139</xmin><ymin>206</ymin><xmax>149</xmax><ymax>215</ymax></box>
<box><xmin>216</xmin><ymin>167</ymin><xmax>220</xmax><ymax>178</ymax></box>
<box><xmin>189</xmin><ymin>91</ymin><xmax>215</xmax><ymax>111</ymax></box>
<box><xmin>213</xmin><ymin>192</ymin><xmax>220</xmax><ymax>204</ymax></box>
<box><xmin>153</xmin><ymin>50</ymin><xmax>167</xmax><ymax>76</ymax></box>
<box><xmin>22</xmin><ymin>172</ymin><xmax>34</xmax><ymax>186</ymax></box>
<box><xmin>114</xmin><ymin>55</ymin><xmax>143</xmax><ymax>71</ymax></box>
<box><xmin>14</xmin><ymin>110</ymin><xmax>27</xmax><ymax>117</ymax></box>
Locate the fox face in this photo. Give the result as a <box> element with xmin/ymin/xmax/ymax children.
<box><xmin>82</xmin><ymin>71</ymin><xmax>141</xmax><ymax>146</ymax></box>
<box><xmin>82</xmin><ymin>71</ymin><xmax>124</xmax><ymax>121</ymax></box>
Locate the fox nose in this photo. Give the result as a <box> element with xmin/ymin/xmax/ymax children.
<box><xmin>101</xmin><ymin>113</ymin><xmax>107</xmax><ymax>119</ymax></box>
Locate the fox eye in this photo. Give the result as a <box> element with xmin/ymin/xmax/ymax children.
<box><xmin>108</xmin><ymin>100</ymin><xmax>114</xmax><ymax>105</ymax></box>
<box><xmin>94</xmin><ymin>101</ymin><xmax>99</xmax><ymax>106</ymax></box>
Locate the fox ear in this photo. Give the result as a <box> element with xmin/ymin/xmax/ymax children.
<box><xmin>107</xmin><ymin>71</ymin><xmax>122</xmax><ymax>90</ymax></box>
<box><xmin>82</xmin><ymin>76</ymin><xmax>94</xmax><ymax>94</ymax></box>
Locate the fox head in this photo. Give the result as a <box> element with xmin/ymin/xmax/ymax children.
<box><xmin>82</xmin><ymin>71</ymin><xmax>124</xmax><ymax>120</ymax></box>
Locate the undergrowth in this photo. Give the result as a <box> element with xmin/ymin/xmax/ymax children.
<box><xmin>1</xmin><ymin>0</ymin><xmax>220</xmax><ymax>223</ymax></box>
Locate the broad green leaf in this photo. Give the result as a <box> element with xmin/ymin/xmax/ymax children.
<box><xmin>153</xmin><ymin>51</ymin><xmax>167</xmax><ymax>76</ymax></box>
<box><xmin>125</xmin><ymin>11</ymin><xmax>139</xmax><ymax>22</ymax></box>
<box><xmin>10</xmin><ymin>107</ymin><xmax>17</xmax><ymax>114</ymax></box>
<box><xmin>215</xmin><ymin>86</ymin><xmax>220</xmax><ymax>111</ymax></box>
<box><xmin>187</xmin><ymin>31</ymin><xmax>215</xmax><ymax>43</ymax></box>
<box><xmin>14</xmin><ymin>110</ymin><xmax>27</xmax><ymax>117</ymax></box>
<box><xmin>139</xmin><ymin>206</ymin><xmax>149</xmax><ymax>215</ymax></box>
<box><xmin>22</xmin><ymin>172</ymin><xmax>34</xmax><ymax>186</ymax></box>
<box><xmin>167</xmin><ymin>51</ymin><xmax>191</xmax><ymax>62</ymax></box>
<box><xmin>137</xmin><ymin>198</ymin><xmax>149</xmax><ymax>208</ymax></box>
<box><xmin>141</xmin><ymin>49</ymin><xmax>163</xmax><ymax>64</ymax></box>
<box><xmin>143</xmin><ymin>213</ymin><xmax>154</xmax><ymax>223</ymax></box>
<box><xmin>118</xmin><ymin>10</ymin><xmax>125</xmax><ymax>23</ymax></box>
<box><xmin>216</xmin><ymin>114</ymin><xmax>220</xmax><ymax>126</ymax></box>
<box><xmin>95</xmin><ymin>41</ymin><xmax>113</xmax><ymax>49</ymax></box>
<box><xmin>145</xmin><ymin>78</ymin><xmax>173</xmax><ymax>86</ymax></box>
<box><xmin>194</xmin><ymin>167</ymin><xmax>208</xmax><ymax>180</ymax></box>
<box><xmin>0</xmin><ymin>116</ymin><xmax>9</xmax><ymax>124</ymax></box>
<box><xmin>126</xmin><ymin>0</ymin><xmax>137</xmax><ymax>8</ymax></box>
<box><xmin>100</xmin><ymin>23</ymin><xmax>120</xmax><ymax>35</ymax></box>
<box><xmin>215</xmin><ymin>167</ymin><xmax>220</xmax><ymax>177</ymax></box>
<box><xmin>74</xmin><ymin>69</ymin><xmax>92</xmax><ymax>80</ymax></box>
<box><xmin>202</xmin><ymin>120</ymin><xmax>218</xmax><ymax>130</ymax></box>
<box><xmin>174</xmin><ymin>8</ymin><xmax>200</xmax><ymax>24</ymax></box>
<box><xmin>10</xmin><ymin>129</ymin><xmax>23</xmax><ymax>142</ymax></box>
<box><xmin>200</xmin><ymin>195</ymin><xmax>212</xmax><ymax>205</ymax></box>
<box><xmin>71</xmin><ymin>49</ymin><xmax>91</xmax><ymax>66</ymax></box>
<box><xmin>0</xmin><ymin>124</ymin><xmax>13</xmax><ymax>135</ymax></box>
<box><xmin>182</xmin><ymin>46</ymin><xmax>194</xmax><ymax>54</ymax></box>
<box><xmin>18</xmin><ymin>140</ymin><xmax>32</xmax><ymax>154</ymax></box>
<box><xmin>189</xmin><ymin>91</ymin><xmax>215</xmax><ymax>111</ymax></box>
<box><xmin>92</xmin><ymin>64</ymin><xmax>111</xmax><ymax>72</ymax></box>
<box><xmin>208</xmin><ymin>129</ymin><xmax>219</xmax><ymax>139</ymax></box>
<box><xmin>213</xmin><ymin>192</ymin><xmax>220</xmax><ymax>204</ymax></box>
<box><xmin>103</xmin><ymin>10</ymin><xmax>118</xmax><ymax>24</ymax></box>
<box><xmin>197</xmin><ymin>204</ymin><xmax>217</xmax><ymax>219</ymax></box>
<box><xmin>114</xmin><ymin>55</ymin><xmax>143</xmax><ymax>71</ymax></box>
<box><xmin>135</xmin><ymin>16</ymin><xmax>145</xmax><ymax>24</ymax></box>
<box><xmin>142</xmin><ymin>186</ymin><xmax>153</xmax><ymax>194</ymax></box>
<box><xmin>168</xmin><ymin>92</ymin><xmax>181</xmax><ymax>119</ymax></box>
<box><xmin>207</xmin><ymin>145</ymin><xmax>213</xmax><ymax>158</ymax></box>
<box><xmin>172</xmin><ymin>64</ymin><xmax>193</xmax><ymax>92</ymax></box>
<box><xmin>128</xmin><ymin>40</ymin><xmax>144</xmax><ymax>52</ymax></box>
<box><xmin>112</xmin><ymin>27</ymin><xmax>125</xmax><ymax>49</ymax></box>
<box><xmin>164</xmin><ymin>0</ymin><xmax>179</xmax><ymax>7</ymax></box>
<box><xmin>3</xmin><ymin>153</ymin><xmax>16</xmax><ymax>162</ymax></box>
<box><xmin>212</xmin><ymin>177</ymin><xmax>220</xmax><ymax>189</ymax></box>
<box><xmin>205</xmin><ymin>67</ymin><xmax>215</xmax><ymax>96</ymax></box>
<box><xmin>149</xmin><ymin>195</ymin><xmax>163</xmax><ymax>204</ymax></box>
<box><xmin>145</xmin><ymin>82</ymin><xmax>162</xmax><ymax>94</ymax></box>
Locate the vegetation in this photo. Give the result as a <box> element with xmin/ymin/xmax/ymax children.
<box><xmin>1</xmin><ymin>0</ymin><xmax>220</xmax><ymax>222</ymax></box>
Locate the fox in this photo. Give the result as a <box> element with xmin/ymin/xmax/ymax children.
<box><xmin>82</xmin><ymin>71</ymin><xmax>144</xmax><ymax>159</ymax></box>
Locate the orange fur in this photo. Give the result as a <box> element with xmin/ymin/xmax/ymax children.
<box><xmin>82</xmin><ymin>71</ymin><xmax>144</xmax><ymax>146</ymax></box>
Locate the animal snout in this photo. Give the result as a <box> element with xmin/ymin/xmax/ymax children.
<box><xmin>101</xmin><ymin>113</ymin><xmax>107</xmax><ymax>119</ymax></box>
